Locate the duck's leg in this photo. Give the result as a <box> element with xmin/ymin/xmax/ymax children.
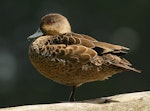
<box><xmin>69</xmin><ymin>86</ymin><xmax>77</xmax><ymax>102</ymax></box>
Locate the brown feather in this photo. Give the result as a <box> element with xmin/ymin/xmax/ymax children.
<box><xmin>28</xmin><ymin>13</ymin><xmax>141</xmax><ymax>102</ymax></box>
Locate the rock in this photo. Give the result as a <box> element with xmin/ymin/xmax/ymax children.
<box><xmin>1</xmin><ymin>91</ymin><xmax>150</xmax><ymax>111</ymax></box>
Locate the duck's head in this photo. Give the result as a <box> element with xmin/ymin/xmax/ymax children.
<box><xmin>28</xmin><ymin>13</ymin><xmax>71</xmax><ymax>40</ymax></box>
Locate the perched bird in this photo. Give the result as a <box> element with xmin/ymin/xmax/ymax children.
<box><xmin>28</xmin><ymin>13</ymin><xmax>141</xmax><ymax>101</ymax></box>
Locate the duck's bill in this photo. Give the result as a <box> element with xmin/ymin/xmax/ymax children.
<box><xmin>27</xmin><ymin>28</ymin><xmax>44</xmax><ymax>40</ymax></box>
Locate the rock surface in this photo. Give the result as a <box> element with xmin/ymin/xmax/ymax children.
<box><xmin>1</xmin><ymin>91</ymin><xmax>150</xmax><ymax>111</ymax></box>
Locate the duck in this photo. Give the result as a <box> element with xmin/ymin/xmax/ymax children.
<box><xmin>28</xmin><ymin>13</ymin><xmax>141</xmax><ymax>101</ymax></box>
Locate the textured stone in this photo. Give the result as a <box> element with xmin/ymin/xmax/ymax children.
<box><xmin>1</xmin><ymin>91</ymin><xmax>150</xmax><ymax>111</ymax></box>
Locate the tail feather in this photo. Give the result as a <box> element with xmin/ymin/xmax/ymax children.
<box><xmin>103</xmin><ymin>54</ymin><xmax>141</xmax><ymax>73</ymax></box>
<box><xmin>113</xmin><ymin>63</ymin><xmax>141</xmax><ymax>73</ymax></box>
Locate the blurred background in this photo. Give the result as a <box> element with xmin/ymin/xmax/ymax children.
<box><xmin>0</xmin><ymin>0</ymin><xmax>149</xmax><ymax>108</ymax></box>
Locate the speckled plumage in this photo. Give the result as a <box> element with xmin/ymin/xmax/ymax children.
<box><xmin>28</xmin><ymin>13</ymin><xmax>140</xmax><ymax>101</ymax></box>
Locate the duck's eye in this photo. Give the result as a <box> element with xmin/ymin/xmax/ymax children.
<box><xmin>47</xmin><ymin>19</ymin><xmax>55</xmax><ymax>24</ymax></box>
